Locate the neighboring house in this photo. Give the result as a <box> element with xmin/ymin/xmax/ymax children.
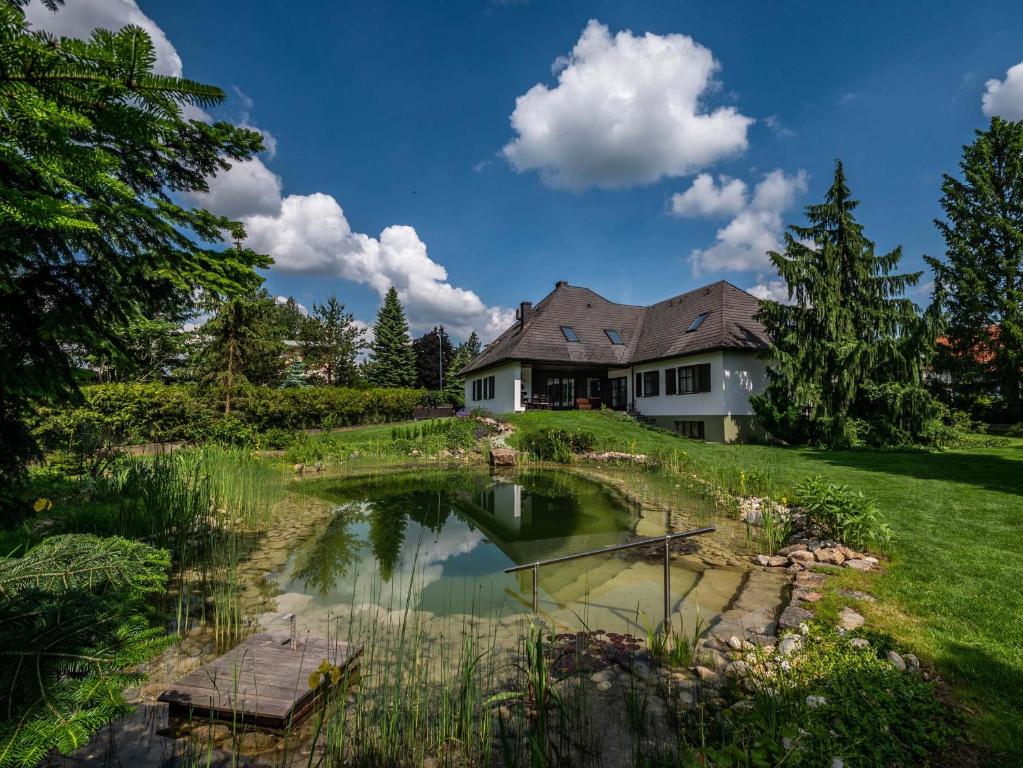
<box><xmin>460</xmin><ymin>280</ymin><xmax>771</xmax><ymax>443</ymax></box>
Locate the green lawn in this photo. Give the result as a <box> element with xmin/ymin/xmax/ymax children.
<box><xmin>305</xmin><ymin>420</ymin><xmax>423</xmax><ymax>445</ymax></box>
<box><xmin>506</xmin><ymin>410</ymin><xmax>1023</xmax><ymax>763</ymax></box>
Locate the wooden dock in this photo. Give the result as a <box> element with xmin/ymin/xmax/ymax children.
<box><xmin>158</xmin><ymin>633</ymin><xmax>362</xmax><ymax>730</ymax></box>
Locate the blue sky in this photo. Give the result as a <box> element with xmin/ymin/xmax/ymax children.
<box><xmin>24</xmin><ymin>0</ymin><xmax>1023</xmax><ymax>340</ymax></box>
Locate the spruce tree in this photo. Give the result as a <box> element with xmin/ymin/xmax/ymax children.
<box><xmin>366</xmin><ymin>287</ymin><xmax>416</xmax><ymax>387</ymax></box>
<box><xmin>445</xmin><ymin>337</ymin><xmax>478</xmax><ymax>405</ymax></box>
<box><xmin>753</xmin><ymin>161</ymin><xmax>935</xmax><ymax>447</ymax></box>
<box><xmin>302</xmin><ymin>296</ymin><xmax>365</xmax><ymax>386</ymax></box>
<box><xmin>926</xmin><ymin>118</ymin><xmax>1023</xmax><ymax>422</ymax></box>
<box><xmin>194</xmin><ymin>290</ymin><xmax>287</xmax><ymax>411</ymax></box>
<box><xmin>462</xmin><ymin>331</ymin><xmax>482</xmax><ymax>358</ymax></box>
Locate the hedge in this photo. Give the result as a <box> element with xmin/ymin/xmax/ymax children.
<box><xmin>33</xmin><ymin>383</ymin><xmax>428</xmax><ymax>448</ymax></box>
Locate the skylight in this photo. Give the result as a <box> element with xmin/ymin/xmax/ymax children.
<box><xmin>686</xmin><ymin>312</ymin><xmax>709</xmax><ymax>333</ymax></box>
<box><xmin>561</xmin><ymin>326</ymin><xmax>579</xmax><ymax>342</ymax></box>
<box><xmin>605</xmin><ymin>329</ymin><xmax>624</xmax><ymax>345</ymax></box>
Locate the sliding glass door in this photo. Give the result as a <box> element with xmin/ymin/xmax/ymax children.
<box><xmin>545</xmin><ymin>376</ymin><xmax>576</xmax><ymax>408</ymax></box>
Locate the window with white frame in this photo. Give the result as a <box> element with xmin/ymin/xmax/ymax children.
<box><xmin>471</xmin><ymin>375</ymin><xmax>495</xmax><ymax>401</ymax></box>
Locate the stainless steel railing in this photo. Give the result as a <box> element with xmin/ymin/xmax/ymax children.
<box><xmin>504</xmin><ymin>526</ymin><xmax>715</xmax><ymax>628</ymax></box>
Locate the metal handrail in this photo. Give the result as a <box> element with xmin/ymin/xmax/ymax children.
<box><xmin>504</xmin><ymin>526</ymin><xmax>715</xmax><ymax>628</ymax></box>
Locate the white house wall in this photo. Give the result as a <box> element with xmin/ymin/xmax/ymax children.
<box><xmin>721</xmin><ymin>350</ymin><xmax>767</xmax><ymax>416</ymax></box>
<box><xmin>630</xmin><ymin>351</ymin><xmax>725</xmax><ymax>416</ymax></box>
<box><xmin>464</xmin><ymin>361</ymin><xmax>523</xmax><ymax>414</ymax></box>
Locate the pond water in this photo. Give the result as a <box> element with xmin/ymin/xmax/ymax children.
<box><xmin>264</xmin><ymin>467</ymin><xmax>752</xmax><ymax>636</ymax></box>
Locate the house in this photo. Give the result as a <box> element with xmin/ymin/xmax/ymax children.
<box><xmin>460</xmin><ymin>280</ymin><xmax>771</xmax><ymax>443</ymax></box>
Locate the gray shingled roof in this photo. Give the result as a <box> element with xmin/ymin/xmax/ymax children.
<box><xmin>460</xmin><ymin>280</ymin><xmax>769</xmax><ymax>375</ymax></box>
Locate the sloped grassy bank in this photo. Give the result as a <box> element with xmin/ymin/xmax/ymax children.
<box><xmin>508</xmin><ymin>409</ymin><xmax>1023</xmax><ymax>765</ymax></box>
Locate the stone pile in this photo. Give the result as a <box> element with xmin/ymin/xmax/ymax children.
<box><xmin>580</xmin><ymin>450</ymin><xmax>651</xmax><ymax>464</ymax></box>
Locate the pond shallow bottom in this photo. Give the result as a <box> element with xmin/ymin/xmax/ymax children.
<box><xmin>259</xmin><ymin>466</ymin><xmax>755</xmax><ymax>640</ymax></box>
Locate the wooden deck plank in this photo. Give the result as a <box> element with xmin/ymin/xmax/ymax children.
<box><xmin>158</xmin><ymin>633</ymin><xmax>362</xmax><ymax>730</ymax></box>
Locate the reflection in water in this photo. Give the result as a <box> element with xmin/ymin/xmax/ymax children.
<box><xmin>277</xmin><ymin>468</ymin><xmax>740</xmax><ymax>632</ymax></box>
<box><xmin>291</xmin><ymin>504</ymin><xmax>366</xmax><ymax>595</ymax></box>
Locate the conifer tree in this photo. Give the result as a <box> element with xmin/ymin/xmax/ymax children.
<box><xmin>753</xmin><ymin>161</ymin><xmax>936</xmax><ymax>447</ymax></box>
<box><xmin>194</xmin><ymin>290</ymin><xmax>287</xmax><ymax>411</ymax></box>
<box><xmin>302</xmin><ymin>296</ymin><xmax>365</xmax><ymax>386</ymax></box>
<box><xmin>366</xmin><ymin>287</ymin><xmax>416</xmax><ymax>387</ymax></box>
<box><xmin>462</xmin><ymin>331</ymin><xmax>482</xmax><ymax>358</ymax></box>
<box><xmin>0</xmin><ymin>5</ymin><xmax>268</xmax><ymax>489</ymax></box>
<box><xmin>445</xmin><ymin>333</ymin><xmax>481</xmax><ymax>405</ymax></box>
<box><xmin>926</xmin><ymin>118</ymin><xmax>1023</xmax><ymax>422</ymax></box>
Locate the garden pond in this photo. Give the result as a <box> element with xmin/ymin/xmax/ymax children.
<box><xmin>242</xmin><ymin>465</ymin><xmax>761</xmax><ymax>640</ymax></box>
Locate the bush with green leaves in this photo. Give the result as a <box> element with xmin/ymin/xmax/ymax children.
<box><xmin>519</xmin><ymin>428</ymin><xmax>597</xmax><ymax>462</ymax></box>
<box><xmin>33</xmin><ymin>383</ymin><xmax>427</xmax><ymax>448</ymax></box>
<box><xmin>0</xmin><ymin>535</ymin><xmax>171</xmax><ymax>767</ymax></box>
<box><xmin>796</xmin><ymin>477</ymin><xmax>892</xmax><ymax>551</ymax></box>
<box><xmin>696</xmin><ymin>624</ymin><xmax>951</xmax><ymax>767</ymax></box>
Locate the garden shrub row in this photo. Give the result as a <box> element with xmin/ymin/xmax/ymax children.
<box><xmin>33</xmin><ymin>383</ymin><xmax>428</xmax><ymax>448</ymax></box>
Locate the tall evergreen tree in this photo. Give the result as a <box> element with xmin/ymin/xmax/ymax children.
<box><xmin>0</xmin><ymin>5</ymin><xmax>268</xmax><ymax>489</ymax></box>
<box><xmin>462</xmin><ymin>331</ymin><xmax>482</xmax><ymax>358</ymax></box>
<box><xmin>444</xmin><ymin>333</ymin><xmax>481</xmax><ymax>405</ymax></box>
<box><xmin>272</xmin><ymin>296</ymin><xmax>308</xmax><ymax>340</ymax></box>
<box><xmin>366</xmin><ymin>287</ymin><xmax>416</xmax><ymax>387</ymax></box>
<box><xmin>926</xmin><ymin>118</ymin><xmax>1023</xmax><ymax>422</ymax></box>
<box><xmin>194</xmin><ymin>290</ymin><xmax>287</xmax><ymax>411</ymax></box>
<box><xmin>413</xmin><ymin>326</ymin><xmax>454</xmax><ymax>390</ymax></box>
<box><xmin>301</xmin><ymin>296</ymin><xmax>365</xmax><ymax>386</ymax></box>
<box><xmin>753</xmin><ymin>161</ymin><xmax>936</xmax><ymax>447</ymax></box>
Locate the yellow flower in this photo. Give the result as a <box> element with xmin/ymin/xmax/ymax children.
<box><xmin>33</xmin><ymin>498</ymin><xmax>53</xmax><ymax>513</ymax></box>
<box><xmin>308</xmin><ymin>672</ymin><xmax>322</xmax><ymax>690</ymax></box>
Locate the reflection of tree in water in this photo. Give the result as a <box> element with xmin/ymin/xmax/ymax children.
<box><xmin>292</xmin><ymin>504</ymin><xmax>367</xmax><ymax>595</ymax></box>
<box><xmin>403</xmin><ymin>490</ymin><xmax>451</xmax><ymax>532</ymax></box>
<box><xmin>368</xmin><ymin>496</ymin><xmax>409</xmax><ymax>582</ymax></box>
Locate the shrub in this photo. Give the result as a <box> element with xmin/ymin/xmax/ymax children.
<box><xmin>256</xmin><ymin>428</ymin><xmax>302</xmax><ymax>450</ymax></box>
<box><xmin>519</xmin><ymin>428</ymin><xmax>597</xmax><ymax>462</ymax></box>
<box><xmin>203</xmin><ymin>414</ymin><xmax>255</xmax><ymax>446</ymax></box>
<box><xmin>443</xmin><ymin>418</ymin><xmax>476</xmax><ymax>451</ymax></box>
<box><xmin>33</xmin><ymin>384</ymin><xmax>427</xmax><ymax>447</ymax></box>
<box><xmin>795</xmin><ymin>476</ymin><xmax>892</xmax><ymax>551</ymax></box>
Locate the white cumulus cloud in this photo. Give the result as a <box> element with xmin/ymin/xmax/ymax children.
<box><xmin>242</xmin><ymin>190</ymin><xmax>514</xmax><ymax>339</ymax></box>
<box><xmin>191</xmin><ymin>159</ymin><xmax>283</xmax><ymax>219</ymax></box>
<box><xmin>982</xmin><ymin>61</ymin><xmax>1023</xmax><ymax>120</ymax></box>
<box><xmin>670</xmin><ymin>174</ymin><xmax>747</xmax><ymax>218</ymax></box>
<box><xmin>502</xmin><ymin>19</ymin><xmax>753</xmax><ymax>191</ymax></box>
<box><xmin>685</xmin><ymin>169</ymin><xmax>808</xmax><ymax>275</ymax></box>
<box><xmin>745</xmin><ymin>277</ymin><xmax>792</xmax><ymax>304</ymax></box>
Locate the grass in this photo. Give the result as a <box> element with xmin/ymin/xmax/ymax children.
<box><xmin>505</xmin><ymin>410</ymin><xmax>1023</xmax><ymax>764</ymax></box>
<box><xmin>305</xmin><ymin>420</ymin><xmax>425</xmax><ymax>445</ymax></box>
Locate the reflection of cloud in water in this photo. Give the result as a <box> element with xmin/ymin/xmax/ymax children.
<box><xmin>390</xmin><ymin>521</ymin><xmax>486</xmax><ymax>600</ymax></box>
